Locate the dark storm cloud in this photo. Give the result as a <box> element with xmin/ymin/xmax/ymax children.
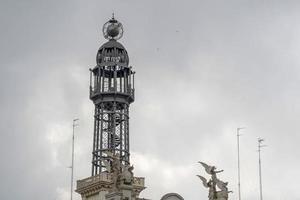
<box><xmin>1</xmin><ymin>0</ymin><xmax>300</xmax><ymax>200</ymax></box>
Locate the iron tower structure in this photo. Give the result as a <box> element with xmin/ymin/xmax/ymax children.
<box><xmin>89</xmin><ymin>16</ymin><xmax>135</xmax><ymax>176</ymax></box>
<box><xmin>76</xmin><ymin>16</ymin><xmax>145</xmax><ymax>200</ymax></box>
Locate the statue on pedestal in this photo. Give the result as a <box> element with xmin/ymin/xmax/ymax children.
<box><xmin>103</xmin><ymin>151</ymin><xmax>135</xmax><ymax>200</ymax></box>
<box><xmin>197</xmin><ymin>162</ymin><xmax>232</xmax><ymax>200</ymax></box>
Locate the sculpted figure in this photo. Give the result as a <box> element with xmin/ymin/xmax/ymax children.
<box><xmin>197</xmin><ymin>175</ymin><xmax>215</xmax><ymax>200</ymax></box>
<box><xmin>216</xmin><ymin>179</ymin><xmax>232</xmax><ymax>200</ymax></box>
<box><xmin>216</xmin><ymin>179</ymin><xmax>229</xmax><ymax>192</ymax></box>
<box><xmin>199</xmin><ymin>162</ymin><xmax>223</xmax><ymax>177</ymax></box>
<box><xmin>197</xmin><ymin>162</ymin><xmax>230</xmax><ymax>200</ymax></box>
<box><xmin>103</xmin><ymin>159</ymin><xmax>111</xmax><ymax>173</ymax></box>
<box><xmin>103</xmin><ymin>151</ymin><xmax>135</xmax><ymax>191</ymax></box>
<box><xmin>103</xmin><ymin>151</ymin><xmax>122</xmax><ymax>191</ymax></box>
<box><xmin>120</xmin><ymin>165</ymin><xmax>134</xmax><ymax>185</ymax></box>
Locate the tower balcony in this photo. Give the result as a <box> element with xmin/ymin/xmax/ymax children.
<box><xmin>89</xmin><ymin>86</ymin><xmax>135</xmax><ymax>104</ymax></box>
<box><xmin>89</xmin><ymin>66</ymin><xmax>135</xmax><ymax>105</ymax></box>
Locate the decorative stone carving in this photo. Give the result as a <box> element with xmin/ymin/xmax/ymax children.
<box><xmin>120</xmin><ymin>165</ymin><xmax>134</xmax><ymax>185</ymax></box>
<box><xmin>102</xmin><ymin>151</ymin><xmax>138</xmax><ymax>200</ymax></box>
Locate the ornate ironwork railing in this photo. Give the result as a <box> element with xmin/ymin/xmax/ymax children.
<box><xmin>90</xmin><ymin>86</ymin><xmax>135</xmax><ymax>98</ymax></box>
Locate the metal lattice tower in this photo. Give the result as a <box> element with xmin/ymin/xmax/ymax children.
<box><xmin>89</xmin><ymin>16</ymin><xmax>135</xmax><ymax>176</ymax></box>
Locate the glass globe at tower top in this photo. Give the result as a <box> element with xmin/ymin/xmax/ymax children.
<box><xmin>102</xmin><ymin>15</ymin><xmax>124</xmax><ymax>41</ymax></box>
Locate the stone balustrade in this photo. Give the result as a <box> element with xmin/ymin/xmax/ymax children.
<box><xmin>77</xmin><ymin>172</ymin><xmax>112</xmax><ymax>190</ymax></box>
<box><xmin>77</xmin><ymin>173</ymin><xmax>145</xmax><ymax>191</ymax></box>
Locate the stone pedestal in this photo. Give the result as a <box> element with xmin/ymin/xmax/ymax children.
<box><xmin>76</xmin><ymin>172</ymin><xmax>146</xmax><ymax>200</ymax></box>
<box><xmin>75</xmin><ymin>172</ymin><xmax>111</xmax><ymax>200</ymax></box>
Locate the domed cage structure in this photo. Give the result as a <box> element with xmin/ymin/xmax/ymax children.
<box><xmin>96</xmin><ymin>40</ymin><xmax>129</xmax><ymax>67</ymax></box>
<box><xmin>89</xmin><ymin>17</ymin><xmax>135</xmax><ymax>176</ymax></box>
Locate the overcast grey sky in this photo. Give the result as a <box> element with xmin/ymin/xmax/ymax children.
<box><xmin>1</xmin><ymin>0</ymin><xmax>300</xmax><ymax>199</ymax></box>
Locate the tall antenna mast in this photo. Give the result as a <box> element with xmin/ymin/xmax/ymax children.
<box><xmin>237</xmin><ymin>127</ymin><xmax>245</xmax><ymax>200</ymax></box>
<box><xmin>71</xmin><ymin>118</ymin><xmax>79</xmax><ymax>200</ymax></box>
<box><xmin>258</xmin><ymin>138</ymin><xmax>266</xmax><ymax>200</ymax></box>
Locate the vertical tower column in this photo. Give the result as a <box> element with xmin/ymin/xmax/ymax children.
<box><xmin>90</xmin><ymin>65</ymin><xmax>134</xmax><ymax>175</ymax></box>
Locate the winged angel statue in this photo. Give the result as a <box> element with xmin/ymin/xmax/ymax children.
<box><xmin>197</xmin><ymin>162</ymin><xmax>232</xmax><ymax>200</ymax></box>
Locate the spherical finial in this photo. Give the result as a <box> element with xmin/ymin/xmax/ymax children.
<box><xmin>102</xmin><ymin>15</ymin><xmax>123</xmax><ymax>40</ymax></box>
